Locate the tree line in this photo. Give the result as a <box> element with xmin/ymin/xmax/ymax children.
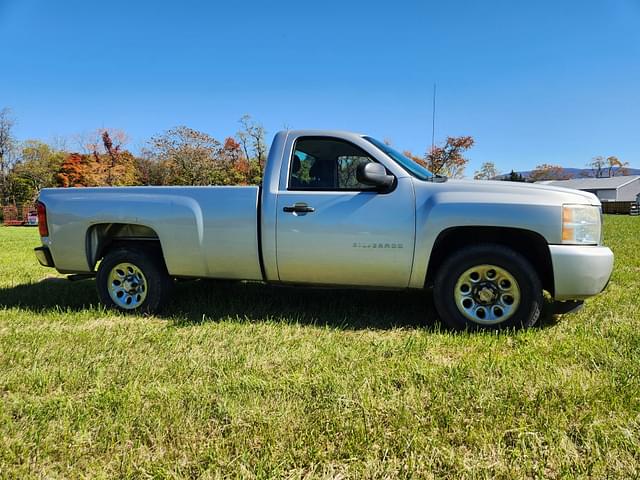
<box><xmin>0</xmin><ymin>110</ymin><xmax>268</xmax><ymax>207</ymax></box>
<box><xmin>472</xmin><ymin>157</ymin><xmax>630</xmax><ymax>182</ymax></box>
<box><xmin>0</xmin><ymin>107</ymin><xmax>481</xmax><ymax>207</ymax></box>
<box><xmin>0</xmin><ymin>105</ymin><xmax>631</xmax><ymax>210</ymax></box>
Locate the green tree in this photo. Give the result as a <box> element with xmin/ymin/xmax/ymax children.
<box><xmin>501</xmin><ymin>170</ymin><xmax>526</xmax><ymax>182</ymax></box>
<box><xmin>134</xmin><ymin>155</ymin><xmax>169</xmax><ymax>185</ymax></box>
<box><xmin>146</xmin><ymin>126</ymin><xmax>222</xmax><ymax>185</ymax></box>
<box><xmin>237</xmin><ymin>114</ymin><xmax>267</xmax><ymax>169</ymax></box>
<box><xmin>7</xmin><ymin>140</ymin><xmax>64</xmax><ymax>203</ymax></box>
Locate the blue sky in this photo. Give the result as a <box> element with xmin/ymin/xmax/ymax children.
<box><xmin>1</xmin><ymin>0</ymin><xmax>638</xmax><ymax>175</ymax></box>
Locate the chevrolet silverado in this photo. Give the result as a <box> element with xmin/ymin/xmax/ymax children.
<box><xmin>34</xmin><ymin>130</ymin><xmax>614</xmax><ymax>330</ymax></box>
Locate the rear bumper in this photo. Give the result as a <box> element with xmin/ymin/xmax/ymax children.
<box><xmin>549</xmin><ymin>245</ymin><xmax>614</xmax><ymax>300</ymax></box>
<box><xmin>34</xmin><ymin>246</ymin><xmax>55</xmax><ymax>268</ymax></box>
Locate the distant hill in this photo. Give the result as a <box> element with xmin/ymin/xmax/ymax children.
<box><xmin>498</xmin><ymin>167</ymin><xmax>640</xmax><ymax>180</ymax></box>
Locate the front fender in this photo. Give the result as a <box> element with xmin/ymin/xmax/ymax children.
<box><xmin>409</xmin><ymin>190</ymin><xmax>561</xmax><ymax>288</ymax></box>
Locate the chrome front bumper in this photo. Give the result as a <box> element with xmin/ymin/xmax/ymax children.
<box><xmin>549</xmin><ymin>245</ymin><xmax>614</xmax><ymax>300</ymax></box>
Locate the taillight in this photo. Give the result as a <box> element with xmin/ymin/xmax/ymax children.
<box><xmin>36</xmin><ymin>201</ymin><xmax>49</xmax><ymax>237</ymax></box>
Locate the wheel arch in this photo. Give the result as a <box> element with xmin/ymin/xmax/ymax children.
<box><xmin>86</xmin><ymin>223</ymin><xmax>167</xmax><ymax>270</ymax></box>
<box><xmin>425</xmin><ymin>226</ymin><xmax>554</xmax><ymax>296</ymax></box>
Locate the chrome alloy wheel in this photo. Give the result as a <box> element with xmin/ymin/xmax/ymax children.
<box><xmin>453</xmin><ymin>264</ymin><xmax>520</xmax><ymax>325</ymax></box>
<box><xmin>107</xmin><ymin>262</ymin><xmax>148</xmax><ymax>309</ymax></box>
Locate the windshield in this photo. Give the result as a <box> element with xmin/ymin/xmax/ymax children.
<box><xmin>363</xmin><ymin>136</ymin><xmax>433</xmax><ymax>181</ymax></box>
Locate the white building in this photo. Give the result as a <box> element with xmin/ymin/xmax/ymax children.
<box><xmin>538</xmin><ymin>175</ymin><xmax>640</xmax><ymax>202</ymax></box>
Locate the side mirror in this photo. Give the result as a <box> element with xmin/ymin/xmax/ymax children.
<box><xmin>357</xmin><ymin>162</ymin><xmax>395</xmax><ymax>190</ymax></box>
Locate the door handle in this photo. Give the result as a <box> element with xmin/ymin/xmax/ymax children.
<box><xmin>283</xmin><ymin>203</ymin><xmax>315</xmax><ymax>213</ymax></box>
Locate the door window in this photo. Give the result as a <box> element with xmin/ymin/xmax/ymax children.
<box><xmin>289</xmin><ymin>137</ymin><xmax>378</xmax><ymax>190</ymax></box>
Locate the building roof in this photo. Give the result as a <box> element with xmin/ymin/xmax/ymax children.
<box><xmin>537</xmin><ymin>175</ymin><xmax>640</xmax><ymax>190</ymax></box>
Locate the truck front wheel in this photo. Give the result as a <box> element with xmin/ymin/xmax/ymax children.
<box><xmin>96</xmin><ymin>247</ymin><xmax>172</xmax><ymax>314</ymax></box>
<box><xmin>433</xmin><ymin>244</ymin><xmax>542</xmax><ymax>330</ymax></box>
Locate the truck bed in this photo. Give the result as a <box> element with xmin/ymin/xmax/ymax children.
<box><xmin>38</xmin><ymin>186</ymin><xmax>263</xmax><ymax>280</ymax></box>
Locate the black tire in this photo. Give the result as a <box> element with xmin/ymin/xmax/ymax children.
<box><xmin>96</xmin><ymin>246</ymin><xmax>172</xmax><ymax>314</ymax></box>
<box><xmin>433</xmin><ymin>244</ymin><xmax>542</xmax><ymax>330</ymax></box>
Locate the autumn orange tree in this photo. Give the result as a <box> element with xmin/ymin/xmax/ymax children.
<box><xmin>89</xmin><ymin>130</ymin><xmax>138</xmax><ymax>186</ymax></box>
<box><xmin>529</xmin><ymin>164</ymin><xmax>570</xmax><ymax>182</ymax></box>
<box><xmin>143</xmin><ymin>119</ymin><xmax>266</xmax><ymax>187</ymax></box>
<box><xmin>217</xmin><ymin>137</ymin><xmax>261</xmax><ymax>185</ymax></box>
<box><xmin>587</xmin><ymin>156</ymin><xmax>629</xmax><ymax>178</ymax></box>
<box><xmin>56</xmin><ymin>153</ymin><xmax>93</xmax><ymax>187</ymax></box>
<box><xmin>54</xmin><ymin>129</ymin><xmax>139</xmax><ymax>188</ymax></box>
<box><xmin>401</xmin><ymin>150</ymin><xmax>423</xmax><ymax>165</ymax></box>
<box><xmin>424</xmin><ymin>136</ymin><xmax>475</xmax><ymax>178</ymax></box>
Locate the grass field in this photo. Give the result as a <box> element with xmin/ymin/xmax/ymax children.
<box><xmin>1</xmin><ymin>217</ymin><xmax>639</xmax><ymax>478</ymax></box>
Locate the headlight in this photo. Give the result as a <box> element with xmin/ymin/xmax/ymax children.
<box><xmin>562</xmin><ymin>204</ymin><xmax>601</xmax><ymax>245</ymax></box>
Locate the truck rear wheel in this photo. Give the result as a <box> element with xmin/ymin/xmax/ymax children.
<box><xmin>433</xmin><ymin>244</ymin><xmax>542</xmax><ymax>330</ymax></box>
<box><xmin>96</xmin><ymin>247</ymin><xmax>172</xmax><ymax>314</ymax></box>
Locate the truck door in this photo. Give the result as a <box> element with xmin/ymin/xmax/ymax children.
<box><xmin>275</xmin><ymin>136</ymin><xmax>415</xmax><ymax>288</ymax></box>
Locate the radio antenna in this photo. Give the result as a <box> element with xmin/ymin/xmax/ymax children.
<box><xmin>431</xmin><ymin>83</ymin><xmax>437</xmax><ymax>151</ymax></box>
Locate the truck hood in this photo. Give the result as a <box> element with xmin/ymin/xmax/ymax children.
<box><xmin>418</xmin><ymin>178</ymin><xmax>600</xmax><ymax>206</ymax></box>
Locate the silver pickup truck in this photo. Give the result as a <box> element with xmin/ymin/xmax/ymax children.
<box><xmin>34</xmin><ymin>130</ymin><xmax>614</xmax><ymax>330</ymax></box>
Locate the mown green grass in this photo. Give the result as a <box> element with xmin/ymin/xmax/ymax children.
<box><xmin>0</xmin><ymin>217</ymin><xmax>639</xmax><ymax>479</ymax></box>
